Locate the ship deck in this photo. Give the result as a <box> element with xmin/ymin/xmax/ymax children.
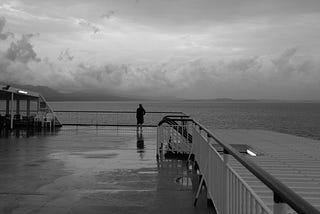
<box><xmin>0</xmin><ymin>127</ymin><xmax>212</xmax><ymax>214</ymax></box>
<box><xmin>1</xmin><ymin>127</ymin><xmax>320</xmax><ymax>213</ymax></box>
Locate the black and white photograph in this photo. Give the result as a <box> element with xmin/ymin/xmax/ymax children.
<box><xmin>0</xmin><ymin>0</ymin><xmax>320</xmax><ymax>213</ymax></box>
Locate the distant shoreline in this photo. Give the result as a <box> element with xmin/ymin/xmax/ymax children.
<box><xmin>47</xmin><ymin>99</ymin><xmax>320</xmax><ymax>103</ymax></box>
<box><xmin>2</xmin><ymin>82</ymin><xmax>320</xmax><ymax>103</ymax></box>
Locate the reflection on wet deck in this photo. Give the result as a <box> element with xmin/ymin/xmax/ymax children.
<box><xmin>0</xmin><ymin>127</ymin><xmax>213</xmax><ymax>214</ymax></box>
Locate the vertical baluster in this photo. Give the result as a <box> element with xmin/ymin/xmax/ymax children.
<box><xmin>161</xmin><ymin>126</ymin><xmax>164</xmax><ymax>157</ymax></box>
<box><xmin>169</xmin><ymin>126</ymin><xmax>173</xmax><ymax>152</ymax></box>
<box><xmin>213</xmin><ymin>154</ymin><xmax>217</xmax><ymax>209</ymax></box>
<box><xmin>169</xmin><ymin>126</ymin><xmax>171</xmax><ymax>151</ymax></box>
<box><xmin>217</xmin><ymin>157</ymin><xmax>220</xmax><ymax>212</ymax></box>
<box><xmin>223</xmin><ymin>150</ymin><xmax>230</xmax><ymax>214</ymax></box>
<box><xmin>226</xmin><ymin>170</ymin><xmax>233</xmax><ymax>213</ymax></box>
<box><xmin>234</xmin><ymin>172</ymin><xmax>238</xmax><ymax>214</ymax></box>
<box><xmin>233</xmin><ymin>175</ymin><xmax>236</xmax><ymax>214</ymax></box>
<box><xmin>174</xmin><ymin>125</ymin><xmax>177</xmax><ymax>151</ymax></box>
<box><xmin>185</xmin><ymin>124</ymin><xmax>188</xmax><ymax>152</ymax></box>
<box><xmin>227</xmin><ymin>168</ymin><xmax>231</xmax><ymax>214</ymax></box>
<box><xmin>247</xmin><ymin>189</ymin><xmax>250</xmax><ymax>214</ymax></box>
<box><xmin>164</xmin><ymin>126</ymin><xmax>167</xmax><ymax>150</ymax></box>
<box><xmin>77</xmin><ymin>112</ymin><xmax>79</xmax><ymax>126</ymax></box>
<box><xmin>242</xmin><ymin>184</ymin><xmax>246</xmax><ymax>214</ymax></box>
<box><xmin>250</xmin><ymin>195</ymin><xmax>255</xmax><ymax>214</ymax></box>
<box><xmin>176</xmin><ymin>125</ymin><xmax>179</xmax><ymax>151</ymax></box>
<box><xmin>229</xmin><ymin>169</ymin><xmax>233</xmax><ymax>214</ymax></box>
<box><xmin>218</xmin><ymin>162</ymin><xmax>220</xmax><ymax>212</ymax></box>
<box><xmin>255</xmin><ymin>203</ymin><xmax>260</xmax><ymax>214</ymax></box>
<box><xmin>156</xmin><ymin>126</ymin><xmax>159</xmax><ymax>159</ymax></box>
<box><xmin>244</xmin><ymin>189</ymin><xmax>250</xmax><ymax>214</ymax></box>
<box><xmin>239</xmin><ymin>179</ymin><xmax>242</xmax><ymax>214</ymax></box>
<box><xmin>237</xmin><ymin>178</ymin><xmax>241</xmax><ymax>214</ymax></box>
<box><xmin>116</xmin><ymin>112</ymin><xmax>118</xmax><ymax>126</ymax></box>
<box><xmin>165</xmin><ymin>126</ymin><xmax>168</xmax><ymax>152</ymax></box>
<box><xmin>175</xmin><ymin>126</ymin><xmax>178</xmax><ymax>152</ymax></box>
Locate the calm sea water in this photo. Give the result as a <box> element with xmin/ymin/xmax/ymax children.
<box><xmin>49</xmin><ymin>101</ymin><xmax>320</xmax><ymax>140</ymax></box>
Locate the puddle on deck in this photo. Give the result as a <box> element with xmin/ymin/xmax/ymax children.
<box><xmin>49</xmin><ymin>149</ymin><xmax>157</xmax><ymax>172</ymax></box>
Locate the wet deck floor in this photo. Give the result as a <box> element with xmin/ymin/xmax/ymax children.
<box><xmin>0</xmin><ymin>127</ymin><xmax>213</xmax><ymax>214</ymax></box>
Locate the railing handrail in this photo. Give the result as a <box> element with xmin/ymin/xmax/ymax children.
<box><xmin>55</xmin><ymin>110</ymin><xmax>186</xmax><ymax>114</ymax></box>
<box><xmin>158</xmin><ymin>116</ymin><xmax>320</xmax><ymax>214</ymax></box>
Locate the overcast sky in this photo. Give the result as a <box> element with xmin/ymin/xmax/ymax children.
<box><xmin>1</xmin><ymin>0</ymin><xmax>320</xmax><ymax>99</ymax></box>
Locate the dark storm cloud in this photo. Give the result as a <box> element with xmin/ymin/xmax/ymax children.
<box><xmin>6</xmin><ymin>34</ymin><xmax>41</xmax><ymax>63</ymax></box>
<box><xmin>1</xmin><ymin>42</ymin><xmax>320</xmax><ymax>99</ymax></box>
<box><xmin>1</xmin><ymin>0</ymin><xmax>320</xmax><ymax>99</ymax></box>
<box><xmin>0</xmin><ymin>17</ymin><xmax>14</xmax><ymax>40</ymax></box>
<box><xmin>78</xmin><ymin>19</ymin><xmax>100</xmax><ymax>34</ymax></box>
<box><xmin>74</xmin><ymin>63</ymin><xmax>128</xmax><ymax>91</ymax></box>
<box><xmin>101</xmin><ymin>11</ymin><xmax>115</xmax><ymax>20</ymax></box>
<box><xmin>58</xmin><ymin>49</ymin><xmax>74</xmax><ymax>61</ymax></box>
<box><xmin>8</xmin><ymin>0</ymin><xmax>320</xmax><ymax>28</ymax></box>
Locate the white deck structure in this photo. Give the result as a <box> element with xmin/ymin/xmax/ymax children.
<box><xmin>0</xmin><ymin>84</ymin><xmax>61</xmax><ymax>129</ymax></box>
<box><xmin>215</xmin><ymin>129</ymin><xmax>320</xmax><ymax>213</ymax></box>
<box><xmin>157</xmin><ymin>116</ymin><xmax>320</xmax><ymax>214</ymax></box>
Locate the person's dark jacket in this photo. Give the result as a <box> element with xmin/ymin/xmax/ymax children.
<box><xmin>136</xmin><ymin>107</ymin><xmax>146</xmax><ymax>124</ymax></box>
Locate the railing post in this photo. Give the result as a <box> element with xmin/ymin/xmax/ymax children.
<box><xmin>274</xmin><ymin>193</ymin><xmax>287</xmax><ymax>214</ymax></box>
<box><xmin>206</xmin><ymin>134</ymin><xmax>212</xmax><ymax>205</ymax></box>
<box><xmin>223</xmin><ymin>149</ymin><xmax>230</xmax><ymax>214</ymax></box>
<box><xmin>10</xmin><ymin>92</ymin><xmax>14</xmax><ymax>129</ymax></box>
<box><xmin>96</xmin><ymin>112</ymin><xmax>98</xmax><ymax>127</ymax></box>
<box><xmin>156</xmin><ymin>126</ymin><xmax>160</xmax><ymax>160</ymax></box>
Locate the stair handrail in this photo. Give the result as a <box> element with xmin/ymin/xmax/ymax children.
<box><xmin>39</xmin><ymin>95</ymin><xmax>62</xmax><ymax>126</ymax></box>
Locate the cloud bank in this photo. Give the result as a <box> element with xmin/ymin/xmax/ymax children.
<box><xmin>1</xmin><ymin>27</ymin><xmax>319</xmax><ymax>100</ymax></box>
<box><xmin>0</xmin><ymin>0</ymin><xmax>320</xmax><ymax>100</ymax></box>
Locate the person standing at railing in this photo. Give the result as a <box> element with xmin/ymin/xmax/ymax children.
<box><xmin>136</xmin><ymin>104</ymin><xmax>146</xmax><ymax>131</ymax></box>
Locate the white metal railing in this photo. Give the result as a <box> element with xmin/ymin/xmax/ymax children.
<box><xmin>157</xmin><ymin>116</ymin><xmax>320</xmax><ymax>214</ymax></box>
<box><xmin>157</xmin><ymin>123</ymin><xmax>192</xmax><ymax>157</ymax></box>
<box><xmin>55</xmin><ymin>111</ymin><xmax>185</xmax><ymax>127</ymax></box>
<box><xmin>0</xmin><ymin>92</ymin><xmax>61</xmax><ymax>129</ymax></box>
<box><xmin>34</xmin><ymin>95</ymin><xmax>61</xmax><ymax>128</ymax></box>
<box><xmin>192</xmin><ymin>125</ymin><xmax>272</xmax><ymax>214</ymax></box>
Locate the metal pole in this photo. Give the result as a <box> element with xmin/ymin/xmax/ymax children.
<box><xmin>37</xmin><ymin>98</ymin><xmax>40</xmax><ymax>113</ymax></box>
<box><xmin>206</xmin><ymin>135</ymin><xmax>212</xmax><ymax>204</ymax></box>
<box><xmin>16</xmin><ymin>99</ymin><xmax>20</xmax><ymax>116</ymax></box>
<box><xmin>156</xmin><ymin>126</ymin><xmax>159</xmax><ymax>159</ymax></box>
<box><xmin>10</xmin><ymin>92</ymin><xmax>13</xmax><ymax>129</ymax></box>
<box><xmin>26</xmin><ymin>99</ymin><xmax>30</xmax><ymax>117</ymax></box>
<box><xmin>6</xmin><ymin>99</ymin><xmax>10</xmax><ymax>115</ymax></box>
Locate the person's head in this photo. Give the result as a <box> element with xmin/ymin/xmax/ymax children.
<box><xmin>139</xmin><ymin>104</ymin><xmax>142</xmax><ymax>108</ymax></box>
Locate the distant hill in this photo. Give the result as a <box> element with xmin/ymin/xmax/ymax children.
<box><xmin>185</xmin><ymin>98</ymin><xmax>260</xmax><ymax>102</ymax></box>
<box><xmin>0</xmin><ymin>83</ymin><xmax>137</xmax><ymax>101</ymax></box>
<box><xmin>211</xmin><ymin>98</ymin><xmax>259</xmax><ymax>102</ymax></box>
